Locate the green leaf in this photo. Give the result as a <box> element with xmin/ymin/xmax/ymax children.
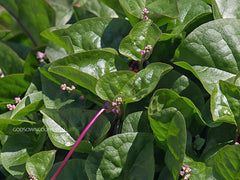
<box><xmin>41</xmin><ymin>108</ymin><xmax>110</xmax><ymax>152</ymax></box>
<box><xmin>41</xmin><ymin>17</ymin><xmax>131</xmax><ymax>52</ymax></box>
<box><xmin>0</xmin><ymin>74</ymin><xmax>29</xmax><ymax>100</ymax></box>
<box><xmin>46</xmin><ymin>159</ymin><xmax>88</xmax><ymax>180</ymax></box>
<box><xmin>96</xmin><ymin>62</ymin><xmax>172</xmax><ymax>103</ymax></box>
<box><xmin>206</xmin><ymin>145</ymin><xmax>240</xmax><ymax>180</ymax></box>
<box><xmin>0</xmin><ymin>42</ymin><xmax>24</xmax><ymax>75</ymax></box>
<box><xmin>167</xmin><ymin>0</ymin><xmax>212</xmax><ymax>34</ymax></box>
<box><xmin>158</xmin><ymin>70</ymin><xmax>205</xmax><ymax>110</ymax></box>
<box><xmin>86</xmin><ymin>132</ymin><xmax>154</xmax><ymax>180</ymax></box>
<box><xmin>45</xmin><ymin>42</ymin><xmax>69</xmax><ymax>62</ymax></box>
<box><xmin>98</xmin><ymin>0</ymin><xmax>125</xmax><ymax>17</ymax></box>
<box><xmin>0</xmin><ymin>0</ymin><xmax>19</xmax><ymax>18</ymax></box>
<box><xmin>211</xmin><ymin>81</ymin><xmax>240</xmax><ymax>127</ymax></box>
<box><xmin>48</xmin><ymin>0</ymin><xmax>73</xmax><ymax>26</ymax></box>
<box><xmin>40</xmin><ymin>64</ymin><xmax>103</xmax><ymax>108</ymax></box>
<box><xmin>96</xmin><ymin>71</ymin><xmax>136</xmax><ymax>103</ymax></box>
<box><xmin>80</xmin><ymin>0</ymin><xmax>118</xmax><ymax>18</ymax></box>
<box><xmin>174</xmin><ymin>19</ymin><xmax>240</xmax><ymax>93</ymax></box>
<box><xmin>212</xmin><ymin>0</ymin><xmax>240</xmax><ymax>19</ymax></box>
<box><xmin>119</xmin><ymin>20</ymin><xmax>161</xmax><ymax>61</ymax></box>
<box><xmin>183</xmin><ymin>156</ymin><xmax>215</xmax><ymax>180</ymax></box>
<box><xmin>148</xmin><ymin>89</ymin><xmax>205</xmax><ymax>135</ymax></box>
<box><xmin>23</xmin><ymin>47</ymin><xmax>45</xmax><ymax>81</ymax></box>
<box><xmin>26</xmin><ymin>150</ymin><xmax>56</xmax><ymax>180</ymax></box>
<box><xmin>41</xmin><ymin>110</ymin><xmax>91</xmax><ymax>153</ymax></box>
<box><xmin>0</xmin><ymin>118</ymin><xmax>35</xmax><ymax>135</ymax></box>
<box><xmin>200</xmin><ymin>123</ymin><xmax>236</xmax><ymax>161</ymax></box>
<box><xmin>148</xmin><ymin>107</ymin><xmax>186</xmax><ymax>180</ymax></box>
<box><xmin>10</xmin><ymin>91</ymin><xmax>44</xmax><ymax>119</ymax></box>
<box><xmin>18</xmin><ymin>0</ymin><xmax>56</xmax><ymax>45</ymax></box>
<box><xmin>122</xmin><ymin>111</ymin><xmax>151</xmax><ymax>133</ymax></box>
<box><xmin>0</xmin><ymin>134</ymin><xmax>44</xmax><ymax>178</ymax></box>
<box><xmin>49</xmin><ymin>49</ymin><xmax>128</xmax><ymax>94</ymax></box>
<box><xmin>40</xmin><ymin>25</ymin><xmax>73</xmax><ymax>52</ymax></box>
<box><xmin>119</xmin><ymin>0</ymin><xmax>179</xmax><ymax>25</ymax></box>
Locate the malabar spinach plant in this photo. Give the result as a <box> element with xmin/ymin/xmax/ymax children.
<box><xmin>0</xmin><ymin>0</ymin><xmax>240</xmax><ymax>180</ymax></box>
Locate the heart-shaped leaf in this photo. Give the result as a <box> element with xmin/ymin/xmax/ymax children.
<box><xmin>86</xmin><ymin>132</ymin><xmax>154</xmax><ymax>180</ymax></box>
<box><xmin>212</xmin><ymin>0</ymin><xmax>240</xmax><ymax>19</ymax></box>
<box><xmin>96</xmin><ymin>62</ymin><xmax>172</xmax><ymax>103</ymax></box>
<box><xmin>26</xmin><ymin>150</ymin><xmax>56</xmax><ymax>180</ymax></box>
<box><xmin>174</xmin><ymin>19</ymin><xmax>240</xmax><ymax>94</ymax></box>
<box><xmin>119</xmin><ymin>20</ymin><xmax>161</xmax><ymax>61</ymax></box>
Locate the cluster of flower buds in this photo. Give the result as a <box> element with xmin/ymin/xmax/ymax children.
<box><xmin>111</xmin><ymin>97</ymin><xmax>123</xmax><ymax>114</ymax></box>
<box><xmin>61</xmin><ymin>84</ymin><xmax>75</xmax><ymax>92</ymax></box>
<box><xmin>180</xmin><ymin>165</ymin><xmax>192</xmax><ymax>180</ymax></box>
<box><xmin>36</xmin><ymin>51</ymin><xmax>46</xmax><ymax>63</ymax></box>
<box><xmin>6</xmin><ymin>97</ymin><xmax>21</xmax><ymax>111</ymax></box>
<box><xmin>142</xmin><ymin>8</ymin><xmax>149</xmax><ymax>20</ymax></box>
<box><xmin>29</xmin><ymin>172</ymin><xmax>37</xmax><ymax>180</ymax></box>
<box><xmin>6</xmin><ymin>104</ymin><xmax>15</xmax><ymax>111</ymax></box>
<box><xmin>140</xmin><ymin>45</ymin><xmax>152</xmax><ymax>61</ymax></box>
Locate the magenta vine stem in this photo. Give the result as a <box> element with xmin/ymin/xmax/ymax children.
<box><xmin>51</xmin><ymin>108</ymin><xmax>106</xmax><ymax>180</ymax></box>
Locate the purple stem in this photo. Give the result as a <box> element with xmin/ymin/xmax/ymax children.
<box><xmin>51</xmin><ymin>108</ymin><xmax>106</xmax><ymax>180</ymax></box>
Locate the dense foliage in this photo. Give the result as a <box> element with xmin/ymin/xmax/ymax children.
<box><xmin>0</xmin><ymin>0</ymin><xmax>240</xmax><ymax>179</ymax></box>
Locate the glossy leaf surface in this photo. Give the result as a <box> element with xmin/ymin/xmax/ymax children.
<box><xmin>41</xmin><ymin>108</ymin><xmax>110</xmax><ymax>151</ymax></box>
<box><xmin>96</xmin><ymin>63</ymin><xmax>172</xmax><ymax>103</ymax></box>
<box><xmin>212</xmin><ymin>0</ymin><xmax>240</xmax><ymax>19</ymax></box>
<box><xmin>167</xmin><ymin>0</ymin><xmax>212</xmax><ymax>33</ymax></box>
<box><xmin>41</xmin><ymin>17</ymin><xmax>131</xmax><ymax>52</ymax></box>
<box><xmin>49</xmin><ymin>49</ymin><xmax>128</xmax><ymax>94</ymax></box>
<box><xmin>175</xmin><ymin>19</ymin><xmax>240</xmax><ymax>93</ymax></box>
<box><xmin>86</xmin><ymin>132</ymin><xmax>154</xmax><ymax>180</ymax></box>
